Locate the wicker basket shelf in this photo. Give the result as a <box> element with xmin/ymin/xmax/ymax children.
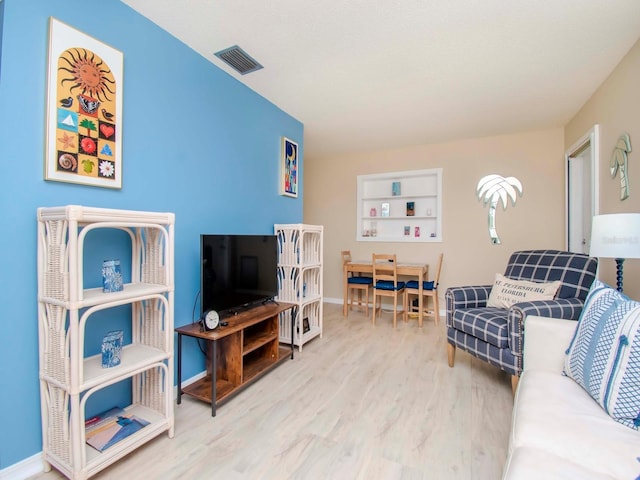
<box><xmin>274</xmin><ymin>224</ymin><xmax>323</xmax><ymax>351</ymax></box>
<box><xmin>37</xmin><ymin>206</ymin><xmax>175</xmax><ymax>480</ymax></box>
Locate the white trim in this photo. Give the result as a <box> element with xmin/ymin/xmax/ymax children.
<box><xmin>0</xmin><ymin>453</ymin><xmax>44</xmax><ymax>480</ymax></box>
<box><xmin>564</xmin><ymin>124</ymin><xmax>600</xmax><ymax>251</ymax></box>
<box><xmin>174</xmin><ymin>370</ymin><xmax>207</xmax><ymax>398</ymax></box>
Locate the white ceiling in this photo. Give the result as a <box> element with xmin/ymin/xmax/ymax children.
<box><xmin>121</xmin><ymin>0</ymin><xmax>640</xmax><ymax>158</ymax></box>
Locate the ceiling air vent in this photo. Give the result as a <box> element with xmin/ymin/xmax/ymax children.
<box><xmin>214</xmin><ymin>45</ymin><xmax>263</xmax><ymax>75</ymax></box>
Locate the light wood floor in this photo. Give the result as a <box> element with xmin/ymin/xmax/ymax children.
<box><xmin>30</xmin><ymin>303</ymin><xmax>513</xmax><ymax>480</ymax></box>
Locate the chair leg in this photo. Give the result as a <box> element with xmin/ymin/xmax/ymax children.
<box><xmin>364</xmin><ymin>286</ymin><xmax>369</xmax><ymax>316</ymax></box>
<box><xmin>392</xmin><ymin>295</ymin><xmax>397</xmax><ymax>328</ymax></box>
<box><xmin>371</xmin><ymin>293</ymin><xmax>377</xmax><ymax>326</ymax></box>
<box><xmin>433</xmin><ymin>293</ymin><xmax>440</xmax><ymax>326</ymax></box>
<box><xmin>447</xmin><ymin>343</ymin><xmax>456</xmax><ymax>367</ymax></box>
<box><xmin>345</xmin><ymin>288</ymin><xmax>350</xmax><ymax>317</ymax></box>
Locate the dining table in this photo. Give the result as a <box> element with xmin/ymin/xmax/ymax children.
<box><xmin>343</xmin><ymin>260</ymin><xmax>429</xmax><ymax>327</ymax></box>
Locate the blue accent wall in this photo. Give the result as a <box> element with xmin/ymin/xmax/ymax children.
<box><xmin>0</xmin><ymin>0</ymin><xmax>303</xmax><ymax>468</ymax></box>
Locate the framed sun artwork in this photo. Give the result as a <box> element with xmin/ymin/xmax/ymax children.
<box><xmin>280</xmin><ymin>137</ymin><xmax>298</xmax><ymax>198</ymax></box>
<box><xmin>45</xmin><ymin>18</ymin><xmax>123</xmax><ymax>188</ymax></box>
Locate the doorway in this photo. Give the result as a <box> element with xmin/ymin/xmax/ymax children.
<box><xmin>565</xmin><ymin>125</ymin><xmax>600</xmax><ymax>254</ymax></box>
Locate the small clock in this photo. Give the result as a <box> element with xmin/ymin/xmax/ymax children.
<box><xmin>202</xmin><ymin>309</ymin><xmax>220</xmax><ymax>331</ymax></box>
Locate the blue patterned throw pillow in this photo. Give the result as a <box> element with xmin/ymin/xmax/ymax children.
<box><xmin>564</xmin><ymin>280</ymin><xmax>640</xmax><ymax>429</ymax></box>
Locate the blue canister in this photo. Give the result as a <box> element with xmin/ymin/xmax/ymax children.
<box><xmin>101</xmin><ymin>330</ymin><xmax>123</xmax><ymax>368</ymax></box>
<box><xmin>102</xmin><ymin>260</ymin><xmax>124</xmax><ymax>293</ymax></box>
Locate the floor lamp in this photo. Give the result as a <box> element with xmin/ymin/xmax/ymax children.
<box><xmin>589</xmin><ymin>213</ymin><xmax>640</xmax><ymax>293</ymax></box>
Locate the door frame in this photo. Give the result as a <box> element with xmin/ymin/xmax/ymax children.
<box><xmin>564</xmin><ymin>124</ymin><xmax>600</xmax><ymax>252</ymax></box>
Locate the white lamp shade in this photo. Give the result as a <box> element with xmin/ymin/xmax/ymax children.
<box><xmin>590</xmin><ymin>213</ymin><xmax>640</xmax><ymax>259</ymax></box>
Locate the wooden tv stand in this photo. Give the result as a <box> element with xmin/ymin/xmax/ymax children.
<box><xmin>175</xmin><ymin>302</ymin><xmax>296</xmax><ymax>416</ymax></box>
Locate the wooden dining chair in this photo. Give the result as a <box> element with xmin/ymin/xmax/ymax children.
<box><xmin>372</xmin><ymin>253</ymin><xmax>405</xmax><ymax>328</ymax></box>
<box><xmin>404</xmin><ymin>253</ymin><xmax>444</xmax><ymax>325</ymax></box>
<box><xmin>341</xmin><ymin>250</ymin><xmax>373</xmax><ymax>316</ymax></box>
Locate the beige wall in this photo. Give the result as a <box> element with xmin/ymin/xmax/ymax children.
<box><xmin>304</xmin><ymin>128</ymin><xmax>566</xmax><ymax>304</ymax></box>
<box><xmin>565</xmin><ymin>38</ymin><xmax>640</xmax><ymax>300</ymax></box>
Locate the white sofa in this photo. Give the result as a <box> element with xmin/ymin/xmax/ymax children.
<box><xmin>503</xmin><ymin>315</ymin><xmax>640</xmax><ymax>479</ymax></box>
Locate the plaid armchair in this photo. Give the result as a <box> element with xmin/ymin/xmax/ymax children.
<box><xmin>445</xmin><ymin>250</ymin><xmax>597</xmax><ymax>387</ymax></box>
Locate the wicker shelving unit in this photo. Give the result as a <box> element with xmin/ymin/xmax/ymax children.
<box><xmin>37</xmin><ymin>205</ymin><xmax>175</xmax><ymax>480</ymax></box>
<box><xmin>274</xmin><ymin>224</ymin><xmax>323</xmax><ymax>351</ymax></box>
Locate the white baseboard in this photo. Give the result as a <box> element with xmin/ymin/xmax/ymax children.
<box><xmin>0</xmin><ymin>452</ymin><xmax>43</xmax><ymax>480</ymax></box>
<box><xmin>324</xmin><ymin>296</ymin><xmax>445</xmax><ymax>318</ymax></box>
<box><xmin>175</xmin><ymin>370</ymin><xmax>207</xmax><ymax>398</ymax></box>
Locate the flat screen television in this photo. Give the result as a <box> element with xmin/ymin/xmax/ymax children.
<box><xmin>200</xmin><ymin>234</ymin><xmax>278</xmax><ymax>318</ymax></box>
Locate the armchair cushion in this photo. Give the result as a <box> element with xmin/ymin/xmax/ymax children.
<box><xmin>451</xmin><ymin>308</ymin><xmax>510</xmax><ymax>348</ymax></box>
<box><xmin>486</xmin><ymin>273</ymin><xmax>561</xmax><ymax>309</ymax></box>
<box><xmin>564</xmin><ymin>280</ymin><xmax>640</xmax><ymax>429</ymax></box>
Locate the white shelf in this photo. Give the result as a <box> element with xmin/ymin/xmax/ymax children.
<box><xmin>275</xmin><ymin>224</ymin><xmax>323</xmax><ymax>352</ymax></box>
<box><xmin>83</xmin><ymin>404</ymin><xmax>169</xmax><ymax>476</ymax></box>
<box><xmin>37</xmin><ymin>205</ymin><xmax>175</xmax><ymax>480</ymax></box>
<box><xmin>363</xmin><ymin>215</ymin><xmax>437</xmax><ymax>220</ymax></box>
<box><xmin>81</xmin><ymin>345</ymin><xmax>170</xmax><ymax>391</ymax></box>
<box><xmin>357</xmin><ymin>168</ymin><xmax>443</xmax><ymax>243</ymax></box>
<box><xmin>362</xmin><ymin>193</ymin><xmax>438</xmax><ymax>201</ymax></box>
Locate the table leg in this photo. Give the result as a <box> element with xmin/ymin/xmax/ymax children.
<box><xmin>210</xmin><ymin>339</ymin><xmax>217</xmax><ymax>417</ymax></box>
<box><xmin>177</xmin><ymin>333</ymin><xmax>183</xmax><ymax>404</ymax></box>
<box><xmin>343</xmin><ymin>264</ymin><xmax>349</xmax><ymax>316</ymax></box>
<box><xmin>418</xmin><ymin>272</ymin><xmax>424</xmax><ymax>328</ymax></box>
<box><xmin>290</xmin><ymin>306</ymin><xmax>296</xmax><ymax>359</ymax></box>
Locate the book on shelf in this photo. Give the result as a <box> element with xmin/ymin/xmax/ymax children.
<box><xmin>85</xmin><ymin>406</ymin><xmax>149</xmax><ymax>452</ymax></box>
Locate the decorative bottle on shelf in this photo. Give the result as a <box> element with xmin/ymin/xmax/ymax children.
<box><xmin>406</xmin><ymin>202</ymin><xmax>415</xmax><ymax>216</ymax></box>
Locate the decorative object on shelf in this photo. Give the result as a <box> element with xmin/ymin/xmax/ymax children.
<box><xmin>404</xmin><ymin>226</ymin><xmax>410</xmax><ymax>236</ymax></box>
<box><xmin>86</xmin><ymin>409</ymin><xmax>149</xmax><ymax>452</ymax></box>
<box><xmin>370</xmin><ymin>207</ymin><xmax>377</xmax><ymax>217</ymax></box>
<box><xmin>476</xmin><ymin>174</ymin><xmax>523</xmax><ymax>245</ymax></box>
<box><xmin>406</xmin><ymin>201</ymin><xmax>415</xmax><ymax>216</ymax></box>
<box><xmin>589</xmin><ymin>213</ymin><xmax>640</xmax><ymax>293</ymax></box>
<box><xmin>415</xmin><ymin>226</ymin><xmax>420</xmax><ymax>237</ymax></box>
<box><xmin>426</xmin><ymin>208</ymin><xmax>432</xmax><ymax>217</ymax></box>
<box><xmin>280</xmin><ymin>137</ymin><xmax>299</xmax><ymax>197</ymax></box>
<box><xmin>392</xmin><ymin>181</ymin><xmax>401</xmax><ymax>196</ymax></box>
<box><xmin>371</xmin><ymin>221</ymin><xmax>378</xmax><ymax>237</ymax></box>
<box><xmin>101</xmin><ymin>330</ymin><xmax>123</xmax><ymax>368</ymax></box>
<box><xmin>102</xmin><ymin>259</ymin><xmax>123</xmax><ymax>292</ymax></box>
<box><xmin>381</xmin><ymin>202</ymin><xmax>390</xmax><ymax>217</ymax></box>
<box><xmin>45</xmin><ymin>18</ymin><xmax>123</xmax><ymax>188</ymax></box>
<box><xmin>297</xmin><ymin>317</ymin><xmax>311</xmax><ymax>334</ymax></box>
<box><xmin>610</xmin><ymin>133</ymin><xmax>631</xmax><ymax>201</ymax></box>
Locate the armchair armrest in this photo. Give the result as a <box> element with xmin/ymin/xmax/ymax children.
<box><xmin>522</xmin><ymin>315</ymin><xmax>578</xmax><ymax>373</ymax></box>
<box><xmin>507</xmin><ymin>298</ymin><xmax>585</xmax><ymax>363</ymax></box>
<box><xmin>445</xmin><ymin>286</ymin><xmax>492</xmax><ymax>324</ymax></box>
<box><xmin>446</xmin><ymin>286</ymin><xmax>493</xmax><ymax>308</ymax></box>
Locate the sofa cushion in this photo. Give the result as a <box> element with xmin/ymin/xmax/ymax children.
<box><xmin>487</xmin><ymin>273</ymin><xmax>560</xmax><ymax>309</ymax></box>
<box><xmin>511</xmin><ymin>369</ymin><xmax>640</xmax><ymax>479</ymax></box>
<box><xmin>564</xmin><ymin>280</ymin><xmax>640</xmax><ymax>429</ymax></box>
<box><xmin>504</xmin><ymin>446</ymin><xmax>617</xmax><ymax>480</ymax></box>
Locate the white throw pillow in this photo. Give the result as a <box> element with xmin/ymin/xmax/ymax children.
<box><xmin>564</xmin><ymin>279</ymin><xmax>640</xmax><ymax>430</ymax></box>
<box><xmin>486</xmin><ymin>273</ymin><xmax>561</xmax><ymax>309</ymax></box>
